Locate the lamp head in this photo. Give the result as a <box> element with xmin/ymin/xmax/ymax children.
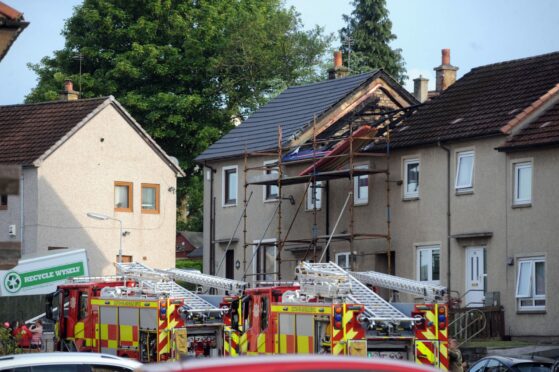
<box><xmin>86</xmin><ymin>212</ymin><xmax>110</xmax><ymax>221</ymax></box>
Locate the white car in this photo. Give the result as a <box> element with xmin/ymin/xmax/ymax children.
<box><xmin>0</xmin><ymin>352</ymin><xmax>142</xmax><ymax>372</ymax></box>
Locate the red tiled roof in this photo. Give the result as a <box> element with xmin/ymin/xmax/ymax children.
<box><xmin>0</xmin><ymin>1</ymin><xmax>23</xmax><ymax>21</ymax></box>
<box><xmin>0</xmin><ymin>98</ymin><xmax>109</xmax><ymax>165</ymax></box>
<box><xmin>389</xmin><ymin>51</ymin><xmax>559</xmax><ymax>148</ymax></box>
<box><xmin>498</xmin><ymin>99</ymin><xmax>559</xmax><ymax>151</ymax></box>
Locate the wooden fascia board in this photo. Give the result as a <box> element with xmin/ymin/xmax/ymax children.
<box><xmin>291</xmin><ymin>78</ymin><xmax>408</xmax><ymax>147</ymax></box>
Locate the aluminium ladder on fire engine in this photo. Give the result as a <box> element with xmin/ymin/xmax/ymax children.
<box><xmin>158</xmin><ymin>268</ymin><xmax>247</xmax><ymax>295</ymax></box>
<box><xmin>115</xmin><ymin>262</ymin><xmax>219</xmax><ymax>313</ymax></box>
<box><xmin>351</xmin><ymin>270</ymin><xmax>447</xmax><ymax>301</ymax></box>
<box><xmin>297</xmin><ymin>262</ymin><xmax>415</xmax><ymax>324</ymax></box>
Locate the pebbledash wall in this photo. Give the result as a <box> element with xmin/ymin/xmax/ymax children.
<box><xmin>19</xmin><ymin>104</ymin><xmax>177</xmax><ymax>276</ymax></box>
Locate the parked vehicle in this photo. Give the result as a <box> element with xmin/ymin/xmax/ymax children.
<box><xmin>138</xmin><ymin>355</ymin><xmax>438</xmax><ymax>372</ymax></box>
<box><xmin>468</xmin><ymin>356</ymin><xmax>552</xmax><ymax>372</ymax></box>
<box><xmin>0</xmin><ymin>352</ymin><xmax>142</xmax><ymax>371</ymax></box>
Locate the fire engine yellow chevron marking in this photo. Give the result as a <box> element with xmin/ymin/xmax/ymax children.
<box><xmin>422</xmin><ymin>311</ymin><xmax>436</xmax><ymax>340</ymax></box>
<box><xmin>333</xmin><ymin>341</ymin><xmax>345</xmax><ymax>355</ymax></box>
<box><xmin>239</xmin><ymin>333</ymin><xmax>248</xmax><ymax>353</ymax></box>
<box><xmin>343</xmin><ymin>310</ymin><xmax>358</xmax><ymax>340</ymax></box>
<box><xmin>416</xmin><ymin>341</ymin><xmax>435</xmax><ymax>364</ymax></box>
<box><xmin>257</xmin><ymin>333</ymin><xmax>266</xmax><ymax>353</ymax></box>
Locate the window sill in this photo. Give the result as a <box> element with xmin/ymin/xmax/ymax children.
<box><xmin>115</xmin><ymin>208</ymin><xmax>133</xmax><ymax>213</ymax></box>
<box><xmin>264</xmin><ymin>199</ymin><xmax>279</xmax><ymax>204</ymax></box>
<box><xmin>305</xmin><ymin>208</ymin><xmax>322</xmax><ymax>212</ymax></box>
<box><xmin>354</xmin><ymin>201</ymin><xmax>369</xmax><ymax>207</ymax></box>
<box><xmin>403</xmin><ymin>196</ymin><xmax>419</xmax><ymax>202</ymax></box>
<box><xmin>455</xmin><ymin>189</ymin><xmax>474</xmax><ymax>196</ymax></box>
<box><xmin>222</xmin><ymin>203</ymin><xmax>238</xmax><ymax>208</ymax></box>
<box><xmin>512</xmin><ymin>203</ymin><xmax>531</xmax><ymax>209</ymax></box>
<box><xmin>141</xmin><ymin>209</ymin><xmax>160</xmax><ymax>214</ymax></box>
<box><xmin>516</xmin><ymin>309</ymin><xmax>546</xmax><ymax>314</ymax></box>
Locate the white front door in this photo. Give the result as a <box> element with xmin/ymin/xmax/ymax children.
<box><xmin>465</xmin><ymin>247</ymin><xmax>485</xmax><ymax>307</ymax></box>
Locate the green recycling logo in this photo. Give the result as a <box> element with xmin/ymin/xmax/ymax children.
<box><xmin>4</xmin><ymin>271</ymin><xmax>22</xmax><ymax>293</ymax></box>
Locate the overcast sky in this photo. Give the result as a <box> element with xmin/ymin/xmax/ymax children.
<box><xmin>1</xmin><ymin>0</ymin><xmax>559</xmax><ymax>105</ymax></box>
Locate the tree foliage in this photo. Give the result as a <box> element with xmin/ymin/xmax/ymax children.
<box><xmin>339</xmin><ymin>0</ymin><xmax>406</xmax><ymax>82</ymax></box>
<box><xmin>27</xmin><ymin>0</ymin><xmax>330</xmax><ymax>230</ymax></box>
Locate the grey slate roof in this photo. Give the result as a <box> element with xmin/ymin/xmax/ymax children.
<box><xmin>196</xmin><ymin>72</ymin><xmax>383</xmax><ymax>162</ymax></box>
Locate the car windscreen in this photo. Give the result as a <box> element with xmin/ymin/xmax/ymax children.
<box><xmin>514</xmin><ymin>362</ymin><xmax>551</xmax><ymax>372</ymax></box>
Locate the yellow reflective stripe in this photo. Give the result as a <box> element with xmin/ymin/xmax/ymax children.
<box><xmin>100</xmin><ymin>324</ymin><xmax>109</xmax><ymax>340</ymax></box>
<box><xmin>74</xmin><ymin>321</ymin><xmax>85</xmax><ymax>338</ymax></box>
<box><xmin>120</xmin><ymin>325</ymin><xmax>133</xmax><ymax>342</ymax></box>
<box><xmin>422</xmin><ymin>311</ymin><xmax>437</xmax><ymax>340</ymax></box>
<box><xmin>332</xmin><ymin>341</ymin><xmax>345</xmax><ymax>355</ymax></box>
<box><xmin>297</xmin><ymin>335</ymin><xmax>309</xmax><ymax>354</ymax></box>
<box><xmin>271</xmin><ymin>305</ymin><xmax>332</xmax><ymax>315</ymax></box>
<box><xmin>108</xmin><ymin>340</ymin><xmax>118</xmax><ymax>349</ymax></box>
<box><xmin>416</xmin><ymin>341</ymin><xmax>435</xmax><ymax>364</ymax></box>
<box><xmin>257</xmin><ymin>333</ymin><xmax>266</xmax><ymax>353</ymax></box>
<box><xmin>91</xmin><ymin>299</ymin><xmax>159</xmax><ymax>308</ymax></box>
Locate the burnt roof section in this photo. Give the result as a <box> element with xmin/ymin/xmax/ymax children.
<box><xmin>196</xmin><ymin>71</ymin><xmax>398</xmax><ymax>162</ymax></box>
<box><xmin>0</xmin><ymin>1</ymin><xmax>29</xmax><ymax>61</ymax></box>
<box><xmin>0</xmin><ymin>98</ymin><xmax>109</xmax><ymax>165</ymax></box>
<box><xmin>498</xmin><ymin>100</ymin><xmax>559</xmax><ymax>151</ymax></box>
<box><xmin>389</xmin><ymin>51</ymin><xmax>559</xmax><ymax>148</ymax></box>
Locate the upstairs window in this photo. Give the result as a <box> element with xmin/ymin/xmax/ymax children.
<box><xmin>223</xmin><ymin>166</ymin><xmax>238</xmax><ymax>206</ymax></box>
<box><xmin>141</xmin><ymin>183</ymin><xmax>160</xmax><ymax>214</ymax></box>
<box><xmin>353</xmin><ymin>165</ymin><xmax>368</xmax><ymax>205</ymax></box>
<box><xmin>114</xmin><ymin>181</ymin><xmax>133</xmax><ymax>212</ymax></box>
<box><xmin>306</xmin><ymin>181</ymin><xmax>323</xmax><ymax>210</ymax></box>
<box><xmin>455</xmin><ymin>151</ymin><xmax>475</xmax><ymax>191</ymax></box>
<box><xmin>264</xmin><ymin>161</ymin><xmax>279</xmax><ymax>201</ymax></box>
<box><xmin>336</xmin><ymin>252</ymin><xmax>351</xmax><ymax>270</ymax></box>
<box><xmin>516</xmin><ymin>257</ymin><xmax>545</xmax><ymax>311</ymax></box>
<box><xmin>0</xmin><ymin>194</ymin><xmax>7</xmax><ymax>210</ymax></box>
<box><xmin>404</xmin><ymin>159</ymin><xmax>420</xmax><ymax>199</ymax></box>
<box><xmin>514</xmin><ymin>162</ymin><xmax>532</xmax><ymax>205</ymax></box>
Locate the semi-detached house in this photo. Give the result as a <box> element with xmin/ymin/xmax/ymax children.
<box><xmin>0</xmin><ymin>84</ymin><xmax>184</xmax><ymax>275</ymax></box>
<box><xmin>197</xmin><ymin>50</ymin><xmax>559</xmax><ymax>338</ymax></box>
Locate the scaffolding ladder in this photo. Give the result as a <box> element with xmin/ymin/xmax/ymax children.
<box><xmin>297</xmin><ymin>262</ymin><xmax>414</xmax><ymax>323</ymax></box>
<box><xmin>115</xmin><ymin>262</ymin><xmax>219</xmax><ymax>312</ymax></box>
<box><xmin>351</xmin><ymin>270</ymin><xmax>447</xmax><ymax>301</ymax></box>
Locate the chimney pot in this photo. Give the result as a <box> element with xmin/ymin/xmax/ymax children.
<box><xmin>442</xmin><ymin>48</ymin><xmax>451</xmax><ymax>65</ymax></box>
<box><xmin>334</xmin><ymin>50</ymin><xmax>343</xmax><ymax>68</ymax></box>
<box><xmin>60</xmin><ymin>79</ymin><xmax>79</xmax><ymax>101</ymax></box>
<box><xmin>64</xmin><ymin>79</ymin><xmax>74</xmax><ymax>93</ymax></box>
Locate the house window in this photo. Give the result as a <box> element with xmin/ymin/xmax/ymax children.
<box><xmin>264</xmin><ymin>161</ymin><xmax>278</xmax><ymax>201</ymax></box>
<box><xmin>514</xmin><ymin>162</ymin><xmax>532</xmax><ymax>205</ymax></box>
<box><xmin>516</xmin><ymin>257</ymin><xmax>545</xmax><ymax>311</ymax></box>
<box><xmin>223</xmin><ymin>166</ymin><xmax>238</xmax><ymax>206</ymax></box>
<box><xmin>254</xmin><ymin>240</ymin><xmax>276</xmax><ymax>281</ymax></box>
<box><xmin>353</xmin><ymin>165</ymin><xmax>368</xmax><ymax>205</ymax></box>
<box><xmin>455</xmin><ymin>151</ymin><xmax>475</xmax><ymax>191</ymax></box>
<box><xmin>141</xmin><ymin>183</ymin><xmax>160</xmax><ymax>214</ymax></box>
<box><xmin>404</xmin><ymin>159</ymin><xmax>420</xmax><ymax>198</ymax></box>
<box><xmin>417</xmin><ymin>245</ymin><xmax>440</xmax><ymax>284</ymax></box>
<box><xmin>0</xmin><ymin>194</ymin><xmax>7</xmax><ymax>210</ymax></box>
<box><xmin>114</xmin><ymin>181</ymin><xmax>133</xmax><ymax>212</ymax></box>
<box><xmin>306</xmin><ymin>181</ymin><xmax>323</xmax><ymax>210</ymax></box>
<box><xmin>118</xmin><ymin>255</ymin><xmax>133</xmax><ymax>263</ymax></box>
<box><xmin>336</xmin><ymin>252</ymin><xmax>351</xmax><ymax>270</ymax></box>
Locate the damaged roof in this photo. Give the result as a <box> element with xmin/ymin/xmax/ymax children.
<box><xmin>196</xmin><ymin>72</ymin><xmax>385</xmax><ymax>162</ymax></box>
<box><xmin>389</xmin><ymin>51</ymin><xmax>559</xmax><ymax>148</ymax></box>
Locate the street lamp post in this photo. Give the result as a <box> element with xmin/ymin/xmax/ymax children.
<box><xmin>86</xmin><ymin>212</ymin><xmax>123</xmax><ymax>263</ymax></box>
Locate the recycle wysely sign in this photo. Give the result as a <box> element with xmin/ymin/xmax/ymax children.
<box><xmin>3</xmin><ymin>261</ymin><xmax>85</xmax><ymax>294</ymax></box>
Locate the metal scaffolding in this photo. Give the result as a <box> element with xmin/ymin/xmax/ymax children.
<box><xmin>234</xmin><ymin>103</ymin><xmax>418</xmax><ymax>282</ymax></box>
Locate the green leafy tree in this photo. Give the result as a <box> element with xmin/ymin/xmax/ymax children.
<box><xmin>339</xmin><ymin>0</ymin><xmax>406</xmax><ymax>82</ymax></box>
<box><xmin>27</xmin><ymin>0</ymin><xmax>330</xmax><ymax>231</ymax></box>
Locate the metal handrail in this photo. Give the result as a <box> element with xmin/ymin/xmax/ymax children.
<box><xmin>449</xmin><ymin>309</ymin><xmax>487</xmax><ymax>346</ymax></box>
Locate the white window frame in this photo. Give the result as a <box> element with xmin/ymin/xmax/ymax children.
<box><xmin>252</xmin><ymin>239</ymin><xmax>277</xmax><ymax>282</ymax></box>
<box><xmin>455</xmin><ymin>150</ymin><xmax>475</xmax><ymax>191</ymax></box>
<box><xmin>263</xmin><ymin>161</ymin><xmax>279</xmax><ymax>202</ymax></box>
<box><xmin>222</xmin><ymin>165</ymin><xmax>238</xmax><ymax>207</ymax></box>
<box><xmin>403</xmin><ymin>158</ymin><xmax>420</xmax><ymax>199</ymax></box>
<box><xmin>515</xmin><ymin>257</ymin><xmax>545</xmax><ymax>311</ymax></box>
<box><xmin>416</xmin><ymin>245</ymin><xmax>441</xmax><ymax>284</ymax></box>
<box><xmin>353</xmin><ymin>164</ymin><xmax>369</xmax><ymax>205</ymax></box>
<box><xmin>513</xmin><ymin>161</ymin><xmax>532</xmax><ymax>206</ymax></box>
<box><xmin>335</xmin><ymin>252</ymin><xmax>351</xmax><ymax>270</ymax></box>
<box><xmin>306</xmin><ymin>181</ymin><xmax>323</xmax><ymax>211</ymax></box>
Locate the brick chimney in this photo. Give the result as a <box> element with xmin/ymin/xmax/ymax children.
<box><xmin>328</xmin><ymin>50</ymin><xmax>349</xmax><ymax>79</ymax></box>
<box><xmin>59</xmin><ymin>80</ymin><xmax>79</xmax><ymax>101</ymax></box>
<box><xmin>413</xmin><ymin>75</ymin><xmax>429</xmax><ymax>103</ymax></box>
<box><xmin>434</xmin><ymin>49</ymin><xmax>458</xmax><ymax>92</ymax></box>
